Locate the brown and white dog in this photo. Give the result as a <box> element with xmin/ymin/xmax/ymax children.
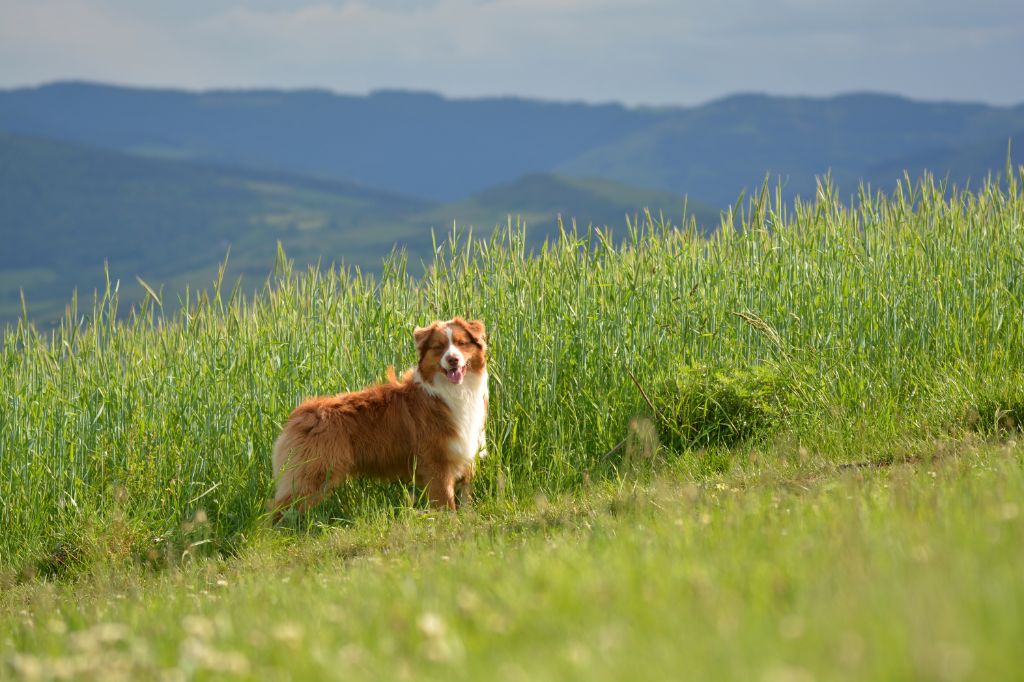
<box><xmin>270</xmin><ymin>317</ymin><xmax>488</xmax><ymax>515</ymax></box>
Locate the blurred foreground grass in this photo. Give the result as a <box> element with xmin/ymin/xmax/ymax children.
<box><xmin>2</xmin><ymin>441</ymin><xmax>1022</xmax><ymax>681</ymax></box>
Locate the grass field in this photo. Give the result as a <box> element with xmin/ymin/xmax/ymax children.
<box><xmin>2</xmin><ymin>445</ymin><xmax>1022</xmax><ymax>681</ymax></box>
<box><xmin>1</xmin><ymin>171</ymin><xmax>1023</xmax><ymax>679</ymax></box>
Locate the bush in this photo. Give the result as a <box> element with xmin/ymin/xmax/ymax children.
<box><xmin>965</xmin><ymin>379</ymin><xmax>1024</xmax><ymax>436</ymax></box>
<box><xmin>649</xmin><ymin>363</ymin><xmax>792</xmax><ymax>452</ymax></box>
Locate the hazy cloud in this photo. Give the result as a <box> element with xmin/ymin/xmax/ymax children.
<box><xmin>0</xmin><ymin>0</ymin><xmax>1021</xmax><ymax>104</ymax></box>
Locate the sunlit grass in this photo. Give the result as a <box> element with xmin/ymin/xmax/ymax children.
<box><xmin>0</xmin><ymin>170</ymin><xmax>1022</xmax><ymax>577</ymax></box>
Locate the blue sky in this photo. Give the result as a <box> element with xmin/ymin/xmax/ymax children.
<box><xmin>1</xmin><ymin>0</ymin><xmax>1022</xmax><ymax>105</ymax></box>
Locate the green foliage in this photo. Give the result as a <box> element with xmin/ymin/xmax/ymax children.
<box><xmin>651</xmin><ymin>362</ymin><xmax>792</xmax><ymax>452</ymax></box>
<box><xmin>963</xmin><ymin>373</ymin><xmax>1024</xmax><ymax>436</ymax></box>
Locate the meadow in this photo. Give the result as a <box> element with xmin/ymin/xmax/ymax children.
<box><xmin>1</xmin><ymin>171</ymin><xmax>1023</xmax><ymax>680</ymax></box>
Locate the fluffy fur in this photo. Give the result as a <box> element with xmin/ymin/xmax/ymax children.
<box><xmin>271</xmin><ymin>317</ymin><xmax>488</xmax><ymax>515</ymax></box>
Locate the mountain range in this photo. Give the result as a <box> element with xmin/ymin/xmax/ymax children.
<box><xmin>1</xmin><ymin>82</ymin><xmax>1022</xmax><ymax>324</ymax></box>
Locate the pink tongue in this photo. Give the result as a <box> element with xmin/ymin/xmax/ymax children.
<box><xmin>446</xmin><ymin>366</ymin><xmax>466</xmax><ymax>384</ymax></box>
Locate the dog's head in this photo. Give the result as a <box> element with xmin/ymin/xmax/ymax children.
<box><xmin>414</xmin><ymin>317</ymin><xmax>487</xmax><ymax>386</ymax></box>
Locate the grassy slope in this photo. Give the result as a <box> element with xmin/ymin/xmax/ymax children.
<box><xmin>1</xmin><ymin>173</ymin><xmax>1023</xmax><ymax>679</ymax></box>
<box><xmin>2</xmin><ymin>173</ymin><xmax>1022</xmax><ymax>566</ymax></box>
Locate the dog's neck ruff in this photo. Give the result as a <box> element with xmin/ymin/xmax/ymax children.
<box><xmin>414</xmin><ymin>367</ymin><xmax>489</xmax><ymax>462</ymax></box>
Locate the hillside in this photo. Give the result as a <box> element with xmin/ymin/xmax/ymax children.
<box><xmin>556</xmin><ymin>93</ymin><xmax>1024</xmax><ymax>205</ymax></box>
<box><xmin>0</xmin><ymin>132</ymin><xmax>428</xmax><ymax>323</ymax></box>
<box><xmin>0</xmin><ymin>83</ymin><xmax>655</xmax><ymax>201</ymax></box>
<box><xmin>864</xmin><ymin>130</ymin><xmax>1024</xmax><ymax>191</ymax></box>
<box><xmin>2</xmin><ymin>83</ymin><xmax>1022</xmax><ymax>206</ymax></box>
<box><xmin>1</xmin><ymin>133</ymin><xmax>704</xmax><ymax>325</ymax></box>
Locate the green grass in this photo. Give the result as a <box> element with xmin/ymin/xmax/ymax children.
<box><xmin>2</xmin><ymin>170</ymin><xmax>1023</xmax><ymax>570</ymax></box>
<box><xmin>1</xmin><ymin>169</ymin><xmax>1023</xmax><ymax>678</ymax></box>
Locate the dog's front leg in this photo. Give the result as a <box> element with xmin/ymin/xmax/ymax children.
<box><xmin>427</xmin><ymin>472</ymin><xmax>457</xmax><ymax>511</ymax></box>
<box><xmin>454</xmin><ymin>460</ymin><xmax>476</xmax><ymax>507</ymax></box>
<box><xmin>417</xmin><ymin>458</ymin><xmax>457</xmax><ymax>510</ymax></box>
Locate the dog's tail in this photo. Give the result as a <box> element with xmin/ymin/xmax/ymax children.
<box><xmin>269</xmin><ymin>416</ymin><xmax>310</xmax><ymax>521</ymax></box>
<box><xmin>386</xmin><ymin>365</ymin><xmax>416</xmax><ymax>384</ymax></box>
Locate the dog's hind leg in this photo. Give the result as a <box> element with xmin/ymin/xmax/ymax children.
<box><xmin>271</xmin><ymin>427</ymin><xmax>356</xmax><ymax>520</ymax></box>
<box><xmin>269</xmin><ymin>466</ymin><xmax>344</xmax><ymax>520</ymax></box>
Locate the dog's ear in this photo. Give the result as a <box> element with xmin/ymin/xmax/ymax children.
<box><xmin>413</xmin><ymin>323</ymin><xmax>436</xmax><ymax>353</ymax></box>
<box><xmin>464</xmin><ymin>319</ymin><xmax>487</xmax><ymax>348</ymax></box>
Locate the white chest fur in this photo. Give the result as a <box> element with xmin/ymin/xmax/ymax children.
<box><xmin>417</xmin><ymin>369</ymin><xmax>489</xmax><ymax>461</ymax></box>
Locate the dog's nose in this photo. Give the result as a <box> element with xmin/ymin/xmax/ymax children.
<box><xmin>443</xmin><ymin>354</ymin><xmax>458</xmax><ymax>368</ymax></box>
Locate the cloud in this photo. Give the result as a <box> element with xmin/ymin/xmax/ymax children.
<box><xmin>0</xmin><ymin>0</ymin><xmax>1021</xmax><ymax>104</ymax></box>
<box><xmin>183</xmin><ymin>0</ymin><xmax>687</xmax><ymax>99</ymax></box>
<box><xmin>194</xmin><ymin>0</ymin><xmax>660</xmax><ymax>63</ymax></box>
<box><xmin>0</xmin><ymin>0</ymin><xmax>213</xmax><ymax>86</ymax></box>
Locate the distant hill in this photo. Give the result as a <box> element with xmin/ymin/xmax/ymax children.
<box><xmin>0</xmin><ymin>83</ymin><xmax>655</xmax><ymax>201</ymax></box>
<box><xmin>0</xmin><ymin>132</ymin><xmax>703</xmax><ymax>325</ymax></box>
<box><xmin>4</xmin><ymin>82</ymin><xmax>1024</xmax><ymax>326</ymax></box>
<box><xmin>2</xmin><ymin>83</ymin><xmax>1022</xmax><ymax>206</ymax></box>
<box><xmin>0</xmin><ymin>131</ymin><xmax>435</xmax><ymax>322</ymax></box>
<box><xmin>863</xmin><ymin>131</ymin><xmax>1024</xmax><ymax>192</ymax></box>
<box><xmin>0</xmin><ymin>130</ymin><xmax>426</xmax><ymax>266</ymax></box>
<box><xmin>556</xmin><ymin>93</ymin><xmax>1024</xmax><ymax>205</ymax></box>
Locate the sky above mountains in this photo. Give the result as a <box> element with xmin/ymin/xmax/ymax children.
<box><xmin>1</xmin><ymin>0</ymin><xmax>1022</xmax><ymax>106</ymax></box>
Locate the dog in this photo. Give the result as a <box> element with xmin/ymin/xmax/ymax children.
<box><xmin>270</xmin><ymin>317</ymin><xmax>488</xmax><ymax>515</ymax></box>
